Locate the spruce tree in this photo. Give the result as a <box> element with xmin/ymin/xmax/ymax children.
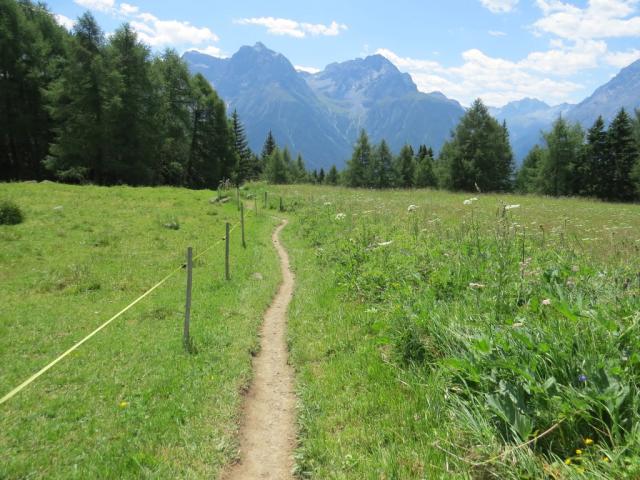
<box><xmin>538</xmin><ymin>117</ymin><xmax>583</xmax><ymax>196</ymax></box>
<box><xmin>607</xmin><ymin>108</ymin><xmax>638</xmax><ymax>201</ymax></box>
<box><xmin>230</xmin><ymin>109</ymin><xmax>251</xmax><ymax>185</ymax></box>
<box><xmin>318</xmin><ymin>168</ymin><xmax>325</xmax><ymax>184</ymax></box>
<box><xmin>265</xmin><ymin>148</ymin><xmax>288</xmax><ymax>184</ymax></box>
<box><xmin>583</xmin><ymin>116</ymin><xmax>609</xmax><ymax>198</ymax></box>
<box><xmin>345</xmin><ymin>130</ymin><xmax>371</xmax><ymax>187</ymax></box>
<box><xmin>515</xmin><ymin>145</ymin><xmax>544</xmax><ymax>193</ymax></box>
<box><xmin>326</xmin><ymin>165</ymin><xmax>339</xmax><ymax>185</ymax></box>
<box><xmin>413</xmin><ymin>145</ymin><xmax>437</xmax><ymax>188</ymax></box>
<box><xmin>395</xmin><ymin>144</ymin><xmax>415</xmax><ymax>188</ymax></box>
<box><xmin>371</xmin><ymin>140</ymin><xmax>395</xmax><ymax>188</ymax></box>
<box><xmin>438</xmin><ymin>99</ymin><xmax>513</xmax><ymax>192</ymax></box>
<box><xmin>46</xmin><ymin>12</ymin><xmax>106</xmax><ymax>183</ymax></box>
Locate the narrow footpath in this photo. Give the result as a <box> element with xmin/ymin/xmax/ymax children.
<box><xmin>223</xmin><ymin>220</ymin><xmax>296</xmax><ymax>480</ymax></box>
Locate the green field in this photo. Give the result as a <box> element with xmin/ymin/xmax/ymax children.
<box><xmin>0</xmin><ymin>182</ymin><xmax>281</xmax><ymax>478</ymax></box>
<box><xmin>2</xmin><ymin>182</ymin><xmax>640</xmax><ymax>479</ymax></box>
<box><xmin>268</xmin><ymin>185</ymin><xmax>640</xmax><ymax>479</ymax></box>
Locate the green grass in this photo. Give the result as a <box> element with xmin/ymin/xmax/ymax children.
<box><xmin>0</xmin><ymin>182</ymin><xmax>281</xmax><ymax>478</ymax></box>
<box><xmin>259</xmin><ymin>185</ymin><xmax>640</xmax><ymax>479</ymax></box>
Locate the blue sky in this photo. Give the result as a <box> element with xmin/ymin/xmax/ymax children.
<box><xmin>49</xmin><ymin>0</ymin><xmax>640</xmax><ymax>107</ymax></box>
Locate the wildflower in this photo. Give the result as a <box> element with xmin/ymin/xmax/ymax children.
<box><xmin>601</xmin><ymin>456</ymin><xmax>609</xmax><ymax>463</ymax></box>
<box><xmin>335</xmin><ymin>213</ymin><xmax>346</xmax><ymax>220</ymax></box>
<box><xmin>576</xmin><ymin>467</ymin><xmax>585</xmax><ymax>474</ymax></box>
<box><xmin>463</xmin><ymin>197</ymin><xmax>478</xmax><ymax>205</ymax></box>
<box><xmin>505</xmin><ymin>204</ymin><xmax>520</xmax><ymax>210</ymax></box>
<box><xmin>576</xmin><ymin>449</ymin><xmax>583</xmax><ymax>455</ymax></box>
<box><xmin>565</xmin><ymin>458</ymin><xmax>572</xmax><ymax>465</ymax></box>
<box><xmin>469</xmin><ymin>282</ymin><xmax>485</xmax><ymax>289</ymax></box>
<box><xmin>323</xmin><ymin>202</ymin><xmax>332</xmax><ymax>206</ymax></box>
<box><xmin>377</xmin><ymin>241</ymin><xmax>393</xmax><ymax>247</ymax></box>
<box><xmin>463</xmin><ymin>199</ymin><xmax>473</xmax><ymax>205</ymax></box>
<box><xmin>584</xmin><ymin>438</ymin><xmax>594</xmax><ymax>446</ymax></box>
<box><xmin>407</xmin><ymin>204</ymin><xmax>418</xmax><ymax>212</ymax></box>
<box><xmin>542</xmin><ymin>298</ymin><xmax>552</xmax><ymax>306</ymax></box>
<box><xmin>578</xmin><ymin>374</ymin><xmax>588</xmax><ymax>383</ymax></box>
<box><xmin>118</xmin><ymin>401</ymin><xmax>129</xmax><ymax>409</ymax></box>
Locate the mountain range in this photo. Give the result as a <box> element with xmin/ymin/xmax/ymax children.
<box><xmin>184</xmin><ymin>43</ymin><xmax>640</xmax><ymax>168</ymax></box>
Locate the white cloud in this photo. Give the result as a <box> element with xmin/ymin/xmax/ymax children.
<box><xmin>605</xmin><ymin>48</ymin><xmax>640</xmax><ymax>67</ymax></box>
<box><xmin>55</xmin><ymin>14</ymin><xmax>75</xmax><ymax>30</ymax></box>
<box><xmin>119</xmin><ymin>3</ymin><xmax>138</xmax><ymax>15</ymax></box>
<box><xmin>489</xmin><ymin>30</ymin><xmax>507</xmax><ymax>36</ymax></box>
<box><xmin>480</xmin><ymin>0</ymin><xmax>519</xmax><ymax>13</ymax></box>
<box><xmin>193</xmin><ymin>45</ymin><xmax>225</xmax><ymax>57</ymax></box>
<box><xmin>295</xmin><ymin>65</ymin><xmax>321</xmax><ymax>74</ymax></box>
<box><xmin>74</xmin><ymin>0</ymin><xmax>114</xmax><ymax>12</ymax></box>
<box><xmin>376</xmin><ymin>47</ymin><xmax>583</xmax><ymax>107</ymax></box>
<box><xmin>131</xmin><ymin>16</ymin><xmax>218</xmax><ymax>47</ymax></box>
<box><xmin>235</xmin><ymin>17</ymin><xmax>347</xmax><ymax>38</ymax></box>
<box><xmin>534</xmin><ymin>0</ymin><xmax>640</xmax><ymax>40</ymax></box>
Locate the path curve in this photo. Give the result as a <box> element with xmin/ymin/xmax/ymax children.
<box><xmin>223</xmin><ymin>220</ymin><xmax>296</xmax><ymax>480</ymax></box>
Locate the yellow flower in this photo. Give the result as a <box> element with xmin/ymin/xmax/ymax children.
<box><xmin>601</xmin><ymin>456</ymin><xmax>609</xmax><ymax>463</ymax></box>
<box><xmin>565</xmin><ymin>458</ymin><xmax>572</xmax><ymax>465</ymax></box>
<box><xmin>576</xmin><ymin>467</ymin><xmax>585</xmax><ymax>474</ymax></box>
<box><xmin>118</xmin><ymin>401</ymin><xmax>129</xmax><ymax>408</ymax></box>
<box><xmin>584</xmin><ymin>438</ymin><xmax>594</xmax><ymax>446</ymax></box>
<box><xmin>576</xmin><ymin>449</ymin><xmax>583</xmax><ymax>455</ymax></box>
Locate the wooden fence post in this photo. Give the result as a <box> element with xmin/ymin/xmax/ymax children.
<box><xmin>279</xmin><ymin>196</ymin><xmax>283</xmax><ymax>212</ymax></box>
<box><xmin>225</xmin><ymin>222</ymin><xmax>230</xmax><ymax>280</ymax></box>
<box><xmin>183</xmin><ymin>247</ymin><xmax>193</xmax><ymax>351</ymax></box>
<box><xmin>241</xmin><ymin>202</ymin><xmax>246</xmax><ymax>248</ymax></box>
<box><xmin>236</xmin><ymin>187</ymin><xmax>240</xmax><ymax>210</ymax></box>
<box><xmin>254</xmin><ymin>196</ymin><xmax>258</xmax><ymax>216</ymax></box>
<box><xmin>264</xmin><ymin>191</ymin><xmax>268</xmax><ymax>209</ymax></box>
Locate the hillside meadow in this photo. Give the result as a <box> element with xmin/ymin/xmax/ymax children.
<box><xmin>257</xmin><ymin>184</ymin><xmax>640</xmax><ymax>479</ymax></box>
<box><xmin>0</xmin><ymin>182</ymin><xmax>281</xmax><ymax>478</ymax></box>
<box><xmin>1</xmin><ymin>182</ymin><xmax>640</xmax><ymax>479</ymax></box>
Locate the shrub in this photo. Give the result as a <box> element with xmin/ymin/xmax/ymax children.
<box><xmin>0</xmin><ymin>200</ymin><xmax>24</xmax><ymax>225</ymax></box>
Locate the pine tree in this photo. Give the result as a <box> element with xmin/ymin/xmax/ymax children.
<box><xmin>261</xmin><ymin>130</ymin><xmax>276</xmax><ymax>160</ymax></box>
<box><xmin>370</xmin><ymin>140</ymin><xmax>395</xmax><ymax>188</ymax></box>
<box><xmin>46</xmin><ymin>12</ymin><xmax>106</xmax><ymax>183</ymax></box>
<box><xmin>265</xmin><ymin>148</ymin><xmax>288</xmax><ymax>184</ymax></box>
<box><xmin>150</xmin><ymin>49</ymin><xmax>193</xmax><ymax>185</ymax></box>
<box><xmin>395</xmin><ymin>144</ymin><xmax>415</xmax><ymax>188</ymax></box>
<box><xmin>230</xmin><ymin>109</ymin><xmax>251</xmax><ymax>185</ymax></box>
<box><xmin>538</xmin><ymin>117</ymin><xmax>583</xmax><ymax>196</ymax></box>
<box><xmin>438</xmin><ymin>99</ymin><xmax>513</xmax><ymax>192</ymax></box>
<box><xmin>413</xmin><ymin>144</ymin><xmax>437</xmax><ymax>188</ymax></box>
<box><xmin>101</xmin><ymin>24</ymin><xmax>161</xmax><ymax>185</ymax></box>
<box><xmin>345</xmin><ymin>130</ymin><xmax>371</xmax><ymax>187</ymax></box>
<box><xmin>1</xmin><ymin>0</ymin><xmax>67</xmax><ymax>181</ymax></box>
<box><xmin>583</xmin><ymin>116</ymin><xmax>610</xmax><ymax>198</ymax></box>
<box><xmin>326</xmin><ymin>165</ymin><xmax>339</xmax><ymax>185</ymax></box>
<box><xmin>318</xmin><ymin>168</ymin><xmax>325</xmax><ymax>184</ymax></box>
<box><xmin>292</xmin><ymin>154</ymin><xmax>307</xmax><ymax>183</ymax></box>
<box><xmin>515</xmin><ymin>145</ymin><xmax>544</xmax><ymax>193</ymax></box>
<box><xmin>607</xmin><ymin>108</ymin><xmax>638</xmax><ymax>201</ymax></box>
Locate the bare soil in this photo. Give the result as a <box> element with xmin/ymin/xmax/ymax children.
<box><xmin>222</xmin><ymin>220</ymin><xmax>296</xmax><ymax>480</ymax></box>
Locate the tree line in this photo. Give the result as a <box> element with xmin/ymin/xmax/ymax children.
<box><xmin>341</xmin><ymin>99</ymin><xmax>640</xmax><ymax>202</ymax></box>
<box><xmin>1</xmin><ymin>1</ymin><xmax>263</xmax><ymax>188</ymax></box>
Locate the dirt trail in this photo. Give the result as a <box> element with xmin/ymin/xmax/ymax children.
<box><xmin>222</xmin><ymin>220</ymin><xmax>296</xmax><ymax>480</ymax></box>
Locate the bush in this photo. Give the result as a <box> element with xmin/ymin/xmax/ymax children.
<box><xmin>0</xmin><ymin>200</ymin><xmax>24</xmax><ymax>225</ymax></box>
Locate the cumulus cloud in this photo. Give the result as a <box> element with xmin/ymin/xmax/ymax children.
<box><xmin>605</xmin><ymin>48</ymin><xmax>640</xmax><ymax>67</ymax></box>
<box><xmin>235</xmin><ymin>17</ymin><xmax>347</xmax><ymax>38</ymax></box>
<box><xmin>480</xmin><ymin>0</ymin><xmax>519</xmax><ymax>13</ymax></box>
<box><xmin>534</xmin><ymin>0</ymin><xmax>640</xmax><ymax>40</ymax></box>
<box><xmin>74</xmin><ymin>0</ymin><xmax>114</xmax><ymax>12</ymax></box>
<box><xmin>192</xmin><ymin>45</ymin><xmax>225</xmax><ymax>57</ymax></box>
<box><xmin>55</xmin><ymin>14</ymin><xmax>75</xmax><ymax>30</ymax></box>
<box><xmin>131</xmin><ymin>16</ymin><xmax>218</xmax><ymax>47</ymax></box>
<box><xmin>119</xmin><ymin>2</ymin><xmax>138</xmax><ymax>15</ymax></box>
<box><xmin>376</xmin><ymin>47</ymin><xmax>583</xmax><ymax>106</ymax></box>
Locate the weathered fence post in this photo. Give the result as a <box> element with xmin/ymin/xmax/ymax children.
<box><xmin>183</xmin><ymin>247</ymin><xmax>193</xmax><ymax>351</ymax></box>
<box><xmin>241</xmin><ymin>202</ymin><xmax>246</xmax><ymax>248</ymax></box>
<box><xmin>254</xmin><ymin>196</ymin><xmax>258</xmax><ymax>216</ymax></box>
<box><xmin>225</xmin><ymin>222</ymin><xmax>230</xmax><ymax>280</ymax></box>
<box><xmin>264</xmin><ymin>191</ymin><xmax>268</xmax><ymax>209</ymax></box>
<box><xmin>236</xmin><ymin>187</ymin><xmax>240</xmax><ymax>210</ymax></box>
<box><xmin>279</xmin><ymin>196</ymin><xmax>283</xmax><ymax>212</ymax></box>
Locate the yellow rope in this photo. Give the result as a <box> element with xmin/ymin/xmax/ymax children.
<box><xmin>0</xmin><ymin>216</ymin><xmax>248</xmax><ymax>405</ymax></box>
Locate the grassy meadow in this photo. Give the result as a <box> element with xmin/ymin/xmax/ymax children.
<box><xmin>255</xmin><ymin>185</ymin><xmax>640</xmax><ymax>479</ymax></box>
<box><xmin>0</xmin><ymin>182</ymin><xmax>281</xmax><ymax>478</ymax></box>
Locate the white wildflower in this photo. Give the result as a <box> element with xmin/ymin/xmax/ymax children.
<box><xmin>469</xmin><ymin>282</ymin><xmax>485</xmax><ymax>289</ymax></box>
<box><xmin>407</xmin><ymin>204</ymin><xmax>419</xmax><ymax>212</ymax></box>
<box><xmin>335</xmin><ymin>213</ymin><xmax>346</xmax><ymax>220</ymax></box>
<box><xmin>541</xmin><ymin>298</ymin><xmax>552</xmax><ymax>306</ymax></box>
<box><xmin>463</xmin><ymin>197</ymin><xmax>478</xmax><ymax>205</ymax></box>
<box><xmin>323</xmin><ymin>202</ymin><xmax>332</xmax><ymax>206</ymax></box>
<box><xmin>505</xmin><ymin>204</ymin><xmax>520</xmax><ymax>210</ymax></box>
<box><xmin>377</xmin><ymin>241</ymin><xmax>393</xmax><ymax>247</ymax></box>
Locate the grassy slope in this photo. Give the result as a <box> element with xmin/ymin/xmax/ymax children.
<box><xmin>0</xmin><ymin>182</ymin><xmax>280</xmax><ymax>479</ymax></box>
<box><xmin>269</xmin><ymin>185</ymin><xmax>640</xmax><ymax>479</ymax></box>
